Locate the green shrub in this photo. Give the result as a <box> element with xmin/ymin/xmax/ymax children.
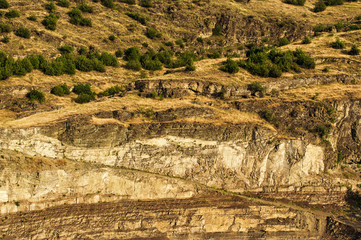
<box><xmin>15</xmin><ymin>26</ymin><xmax>30</xmax><ymax>39</ymax></box>
<box><xmin>108</xmin><ymin>34</ymin><xmax>115</xmax><ymax>41</ymax></box>
<box><xmin>278</xmin><ymin>37</ymin><xmax>290</xmax><ymax>46</ymax></box>
<box><xmin>126</xmin><ymin>59</ymin><xmax>142</xmax><ymax>71</ymax></box>
<box><xmin>185</xmin><ymin>63</ymin><xmax>196</xmax><ymax>71</ymax></box>
<box><xmin>139</xmin><ymin>0</ymin><xmax>153</xmax><ymax>7</ymax></box>
<box><xmin>115</xmin><ymin>49</ymin><xmax>123</xmax><ymax>58</ymax></box>
<box><xmin>74</xmin><ymin>93</ymin><xmax>94</xmax><ymax>103</ymax></box>
<box><xmin>119</xmin><ymin>0</ymin><xmax>136</xmax><ymax>4</ymax></box>
<box><xmin>78</xmin><ymin>47</ymin><xmax>88</xmax><ymax>55</ymax></box>
<box><xmin>27</xmin><ymin>15</ymin><xmax>37</xmax><ymax>21</ymax></box>
<box><xmin>314</xmin><ymin>124</ymin><xmax>330</xmax><ymax>139</ymax></box>
<box><xmin>68</xmin><ymin>8</ymin><xmax>82</xmax><ymax>18</ymax></box>
<box><xmin>5</xmin><ymin>10</ymin><xmax>20</xmax><ymax>18</ymax></box>
<box><xmin>156</xmin><ymin>49</ymin><xmax>173</xmax><ymax>66</ymax></box>
<box><xmin>331</xmin><ymin>38</ymin><xmax>345</xmax><ymax>49</ymax></box>
<box><xmin>57</xmin><ymin>55</ymin><xmax>76</xmax><ymax>75</ymax></box>
<box><xmin>293</xmin><ymin>48</ymin><xmax>315</xmax><ymax>69</ymax></box>
<box><xmin>175</xmin><ymin>39</ymin><xmax>184</xmax><ymax>48</ymax></box>
<box><xmin>247</xmin><ymin>82</ymin><xmax>265</xmax><ymax>96</ymax></box>
<box><xmin>220</xmin><ymin>58</ymin><xmax>239</xmax><ymax>74</ymax></box>
<box><xmin>79</xmin><ymin>17</ymin><xmax>92</xmax><ymax>26</ymax></box>
<box><xmin>262</xmin><ymin>109</ymin><xmax>278</xmax><ymax>126</ymax></box>
<box><xmin>59</xmin><ymin>45</ymin><xmax>74</xmax><ymax>54</ymax></box>
<box><xmin>212</xmin><ymin>25</ymin><xmax>222</xmax><ymax>36</ymax></box>
<box><xmin>57</xmin><ymin>0</ymin><xmax>70</xmax><ymax>7</ymax></box>
<box><xmin>42</xmin><ymin>14</ymin><xmax>58</xmax><ymax>30</ymax></box>
<box><xmin>45</xmin><ymin>1</ymin><xmax>56</xmax><ymax>12</ymax></box>
<box><xmin>98</xmin><ymin>85</ymin><xmax>123</xmax><ymax>97</ymax></box>
<box><xmin>101</xmin><ymin>0</ymin><xmax>114</xmax><ymax>8</ymax></box>
<box><xmin>145</xmin><ymin>27</ymin><xmax>161</xmax><ymax>39</ymax></box>
<box><xmin>124</xmin><ymin>47</ymin><xmax>141</xmax><ymax>61</ymax></box>
<box><xmin>284</xmin><ymin>0</ymin><xmax>306</xmax><ymax>5</ymax></box>
<box><xmin>51</xmin><ymin>83</ymin><xmax>71</xmax><ymax>96</ymax></box>
<box><xmin>75</xmin><ymin>55</ymin><xmax>94</xmax><ymax>72</ymax></box>
<box><xmin>196</xmin><ymin>37</ymin><xmax>203</xmax><ymax>43</ymax></box>
<box><xmin>324</xmin><ymin>0</ymin><xmax>343</xmax><ymax>5</ymax></box>
<box><xmin>125</xmin><ymin>12</ymin><xmax>149</xmax><ymax>25</ymax></box>
<box><xmin>0</xmin><ymin>22</ymin><xmax>11</xmax><ymax>33</ymax></box>
<box><xmin>0</xmin><ymin>0</ymin><xmax>9</xmax><ymax>9</ymax></box>
<box><xmin>349</xmin><ymin>45</ymin><xmax>360</xmax><ymax>55</ymax></box>
<box><xmin>72</xmin><ymin>83</ymin><xmax>93</xmax><ymax>95</ymax></box>
<box><xmin>91</xmin><ymin>58</ymin><xmax>106</xmax><ymax>72</ymax></box>
<box><xmin>140</xmin><ymin>53</ymin><xmax>163</xmax><ymax>71</ymax></box>
<box><xmin>314</xmin><ymin>1</ymin><xmax>326</xmax><ymax>12</ymax></box>
<box><xmin>68</xmin><ymin>8</ymin><xmax>92</xmax><ymax>26</ymax></box>
<box><xmin>99</xmin><ymin>52</ymin><xmax>119</xmax><ymax>67</ymax></box>
<box><xmin>25</xmin><ymin>54</ymin><xmax>40</xmax><ymax>69</ymax></box>
<box><xmin>78</xmin><ymin>2</ymin><xmax>93</xmax><ymax>13</ymax></box>
<box><xmin>1</xmin><ymin>36</ymin><xmax>9</xmax><ymax>43</ymax></box>
<box><xmin>208</xmin><ymin>51</ymin><xmax>221</xmax><ymax>59</ymax></box>
<box><xmin>302</xmin><ymin>36</ymin><xmax>311</xmax><ymax>44</ymax></box>
<box><xmin>26</xmin><ymin>89</ymin><xmax>45</xmax><ymax>103</ymax></box>
<box><xmin>313</xmin><ymin>24</ymin><xmax>332</xmax><ymax>33</ymax></box>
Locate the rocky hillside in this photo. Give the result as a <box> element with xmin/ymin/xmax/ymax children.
<box><xmin>0</xmin><ymin>0</ymin><xmax>361</xmax><ymax>239</ymax></box>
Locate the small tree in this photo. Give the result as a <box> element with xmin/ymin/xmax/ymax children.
<box><xmin>15</xmin><ymin>26</ymin><xmax>31</xmax><ymax>39</ymax></box>
<box><xmin>26</xmin><ymin>89</ymin><xmax>45</xmax><ymax>103</ymax></box>
<box><xmin>302</xmin><ymin>36</ymin><xmax>311</xmax><ymax>44</ymax></box>
<box><xmin>278</xmin><ymin>37</ymin><xmax>290</xmax><ymax>46</ymax></box>
<box><xmin>349</xmin><ymin>45</ymin><xmax>360</xmax><ymax>55</ymax></box>
<box><xmin>139</xmin><ymin>0</ymin><xmax>152</xmax><ymax>7</ymax></box>
<box><xmin>5</xmin><ymin>10</ymin><xmax>20</xmax><ymax>18</ymax></box>
<box><xmin>0</xmin><ymin>0</ymin><xmax>9</xmax><ymax>9</ymax></box>
<box><xmin>331</xmin><ymin>38</ymin><xmax>345</xmax><ymax>49</ymax></box>
<box><xmin>57</xmin><ymin>0</ymin><xmax>70</xmax><ymax>8</ymax></box>
<box><xmin>45</xmin><ymin>1</ymin><xmax>56</xmax><ymax>12</ymax></box>
<box><xmin>220</xmin><ymin>58</ymin><xmax>239</xmax><ymax>74</ymax></box>
<box><xmin>42</xmin><ymin>14</ymin><xmax>58</xmax><ymax>30</ymax></box>
<box><xmin>101</xmin><ymin>0</ymin><xmax>114</xmax><ymax>8</ymax></box>
<box><xmin>51</xmin><ymin>83</ymin><xmax>71</xmax><ymax>96</ymax></box>
<box><xmin>314</xmin><ymin>0</ymin><xmax>326</xmax><ymax>12</ymax></box>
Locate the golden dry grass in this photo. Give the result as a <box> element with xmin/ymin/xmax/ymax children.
<box><xmin>0</xmin><ymin>93</ymin><xmax>270</xmax><ymax>128</ymax></box>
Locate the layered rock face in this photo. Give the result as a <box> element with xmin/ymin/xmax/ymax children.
<box><xmin>0</xmin><ymin>99</ymin><xmax>360</xmax><ymax>238</ymax></box>
<box><xmin>0</xmin><ymin>120</ymin><xmax>326</xmax><ymax>194</ymax></box>
<box><xmin>0</xmin><ymin>195</ymin><xmax>328</xmax><ymax>240</ymax></box>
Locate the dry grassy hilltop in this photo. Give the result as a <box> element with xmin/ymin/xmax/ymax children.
<box><xmin>0</xmin><ymin>0</ymin><xmax>361</xmax><ymax>239</ymax></box>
